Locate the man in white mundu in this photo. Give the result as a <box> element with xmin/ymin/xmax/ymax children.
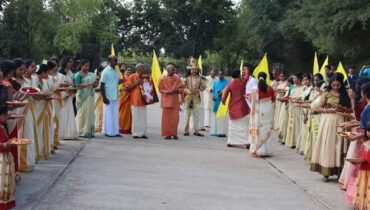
<box><xmin>222</xmin><ymin>69</ymin><xmax>250</xmax><ymax>148</ymax></box>
<box><xmin>101</xmin><ymin>55</ymin><xmax>121</xmax><ymax>137</ymax></box>
<box><xmin>125</xmin><ymin>63</ymin><xmax>148</xmax><ymax>139</ymax></box>
<box><xmin>203</xmin><ymin>69</ymin><xmax>217</xmax><ymax>128</ymax></box>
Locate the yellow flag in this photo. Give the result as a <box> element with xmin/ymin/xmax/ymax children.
<box><xmin>313</xmin><ymin>52</ymin><xmax>319</xmax><ymax>75</ymax></box>
<box><xmin>253</xmin><ymin>54</ymin><xmax>270</xmax><ymax>85</ymax></box>
<box><xmin>240</xmin><ymin>60</ymin><xmax>244</xmax><ymax>76</ymax></box>
<box><xmin>110</xmin><ymin>44</ymin><xmax>123</xmax><ymax>89</ymax></box>
<box><xmin>111</xmin><ymin>43</ymin><xmax>115</xmax><ymax>56</ymax></box>
<box><xmin>319</xmin><ymin>55</ymin><xmax>329</xmax><ymax>75</ymax></box>
<box><xmin>198</xmin><ymin>56</ymin><xmax>203</xmax><ymax>75</ymax></box>
<box><xmin>336</xmin><ymin>62</ymin><xmax>348</xmax><ymax>82</ymax></box>
<box><xmin>216</xmin><ymin>94</ymin><xmax>230</xmax><ymax>118</ymax></box>
<box><xmin>162</xmin><ymin>68</ymin><xmax>168</xmax><ymax>75</ymax></box>
<box><xmin>151</xmin><ymin>51</ymin><xmax>162</xmax><ymax>95</ymax></box>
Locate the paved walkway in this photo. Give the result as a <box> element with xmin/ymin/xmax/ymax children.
<box><xmin>14</xmin><ymin>104</ymin><xmax>352</xmax><ymax>210</ymax></box>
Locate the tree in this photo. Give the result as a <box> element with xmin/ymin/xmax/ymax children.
<box><xmin>286</xmin><ymin>0</ymin><xmax>370</xmax><ymax>65</ymax></box>
<box><xmin>0</xmin><ymin>0</ymin><xmax>56</xmax><ymax>60</ymax></box>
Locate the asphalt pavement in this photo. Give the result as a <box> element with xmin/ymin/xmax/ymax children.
<box><xmin>14</xmin><ymin>104</ymin><xmax>352</xmax><ymax>210</ymax></box>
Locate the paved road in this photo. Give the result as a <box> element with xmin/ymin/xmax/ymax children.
<box><xmin>15</xmin><ymin>104</ymin><xmax>351</xmax><ymax>210</ymax></box>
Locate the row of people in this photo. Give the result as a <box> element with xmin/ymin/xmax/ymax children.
<box><xmin>0</xmin><ymin>56</ymin><xmax>99</xmax><ymax>209</ymax></box>
<box><xmin>268</xmin><ymin>68</ymin><xmax>370</xmax><ymax>209</ymax></box>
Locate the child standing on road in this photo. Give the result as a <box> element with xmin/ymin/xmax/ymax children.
<box><xmin>0</xmin><ymin>105</ymin><xmax>16</xmax><ymax>209</ymax></box>
<box><xmin>353</xmin><ymin>122</ymin><xmax>370</xmax><ymax>209</ymax></box>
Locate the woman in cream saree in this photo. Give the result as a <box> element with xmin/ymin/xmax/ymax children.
<box><xmin>18</xmin><ymin>60</ymin><xmax>38</xmax><ymax>171</ymax></box>
<box><xmin>285</xmin><ymin>73</ymin><xmax>305</xmax><ymax>148</ymax></box>
<box><xmin>249</xmin><ymin>72</ymin><xmax>276</xmax><ymax>157</ymax></box>
<box><xmin>75</xmin><ymin>60</ymin><xmax>97</xmax><ymax>138</ymax></box>
<box><xmin>273</xmin><ymin>73</ymin><xmax>286</xmax><ymax>130</ymax></box>
<box><xmin>31</xmin><ymin>64</ymin><xmax>51</xmax><ymax>160</ymax></box>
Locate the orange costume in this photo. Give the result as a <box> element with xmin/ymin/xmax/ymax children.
<box><xmin>126</xmin><ymin>73</ymin><xmax>147</xmax><ymax>137</ymax></box>
<box><xmin>118</xmin><ymin>73</ymin><xmax>132</xmax><ymax>134</ymax></box>
<box><xmin>158</xmin><ymin>75</ymin><xmax>184</xmax><ymax>137</ymax></box>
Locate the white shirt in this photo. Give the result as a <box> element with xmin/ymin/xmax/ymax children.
<box><xmin>245</xmin><ymin>76</ymin><xmax>257</xmax><ymax>108</ymax></box>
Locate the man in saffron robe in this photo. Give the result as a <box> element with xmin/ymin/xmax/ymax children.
<box><xmin>158</xmin><ymin>63</ymin><xmax>184</xmax><ymax>139</ymax></box>
<box><xmin>210</xmin><ymin>70</ymin><xmax>229</xmax><ymax>137</ymax></box>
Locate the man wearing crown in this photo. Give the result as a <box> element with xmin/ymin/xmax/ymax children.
<box><xmin>183</xmin><ymin>57</ymin><xmax>206</xmax><ymax>136</ymax></box>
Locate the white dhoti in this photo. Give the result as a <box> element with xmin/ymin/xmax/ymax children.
<box><xmin>204</xmin><ymin>109</ymin><xmax>212</xmax><ymax>127</ymax></box>
<box><xmin>210</xmin><ymin>112</ymin><xmax>228</xmax><ymax>136</ymax></box>
<box><xmin>131</xmin><ymin>105</ymin><xmax>147</xmax><ymax>137</ymax></box>
<box><xmin>227</xmin><ymin>114</ymin><xmax>249</xmax><ymax>146</ymax></box>
<box><xmin>102</xmin><ymin>100</ymin><xmax>119</xmax><ymax>136</ymax></box>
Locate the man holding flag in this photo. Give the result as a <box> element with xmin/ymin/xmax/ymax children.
<box><xmin>222</xmin><ymin>69</ymin><xmax>250</xmax><ymax>147</ymax></box>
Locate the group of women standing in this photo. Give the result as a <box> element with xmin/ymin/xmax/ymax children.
<box><xmin>272</xmin><ymin>69</ymin><xmax>370</xmax><ymax>209</ymax></box>
<box><xmin>0</xmin><ymin>56</ymin><xmax>99</xmax><ymax>209</ymax></box>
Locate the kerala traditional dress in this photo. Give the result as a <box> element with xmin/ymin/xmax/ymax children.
<box><xmin>60</xmin><ymin>69</ymin><xmax>78</xmax><ymax>139</ymax></box>
<box><xmin>46</xmin><ymin>76</ymin><xmax>55</xmax><ymax>148</ymax></box>
<box><xmin>341</xmin><ymin>103</ymin><xmax>368</xmax><ymax>193</ymax></box>
<box><xmin>285</xmin><ymin>85</ymin><xmax>305</xmax><ymax>147</ymax></box>
<box><xmin>118</xmin><ymin>73</ymin><xmax>132</xmax><ymax>134</ymax></box>
<box><xmin>183</xmin><ymin>76</ymin><xmax>205</xmax><ymax>134</ymax></box>
<box><xmin>126</xmin><ymin>73</ymin><xmax>146</xmax><ymax>137</ymax></box>
<box><xmin>222</xmin><ymin>78</ymin><xmax>250</xmax><ymax>147</ymax></box>
<box><xmin>0</xmin><ymin>126</ymin><xmax>16</xmax><ymax>209</ymax></box>
<box><xmin>17</xmin><ymin>78</ymin><xmax>36</xmax><ymax>171</ymax></box>
<box><xmin>310</xmin><ymin>91</ymin><xmax>346</xmax><ymax>176</ymax></box>
<box><xmin>74</xmin><ymin>72</ymin><xmax>96</xmax><ymax>138</ymax></box>
<box><xmin>52</xmin><ymin>73</ymin><xmax>66</xmax><ymax>148</ymax></box>
<box><xmin>204</xmin><ymin>76</ymin><xmax>217</xmax><ymax>127</ymax></box>
<box><xmin>3</xmin><ymin>80</ymin><xmax>19</xmax><ymax>174</ymax></box>
<box><xmin>273</xmin><ymin>81</ymin><xmax>287</xmax><ymax>130</ymax></box>
<box><xmin>158</xmin><ymin>75</ymin><xmax>184</xmax><ymax>137</ymax></box>
<box><xmin>249</xmin><ymin>86</ymin><xmax>276</xmax><ymax>156</ymax></box>
<box><xmin>270</xmin><ymin>80</ymin><xmax>278</xmax><ymax>121</ymax></box>
<box><xmin>277</xmin><ymin>85</ymin><xmax>291</xmax><ymax>143</ymax></box>
<box><xmin>296</xmin><ymin>86</ymin><xmax>313</xmax><ymax>153</ymax></box>
<box><xmin>352</xmin><ymin>141</ymin><xmax>370</xmax><ymax>209</ymax></box>
<box><xmin>94</xmin><ymin>82</ymin><xmax>103</xmax><ymax>132</ymax></box>
<box><xmin>31</xmin><ymin>76</ymin><xmax>51</xmax><ymax>160</ymax></box>
<box><xmin>303</xmin><ymin>91</ymin><xmax>321</xmax><ymax>161</ymax></box>
<box><xmin>210</xmin><ymin>78</ymin><xmax>229</xmax><ymax>136</ymax></box>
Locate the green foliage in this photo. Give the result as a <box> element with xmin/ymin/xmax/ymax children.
<box><xmin>0</xmin><ymin>0</ymin><xmax>56</xmax><ymax>60</ymax></box>
<box><xmin>285</xmin><ymin>0</ymin><xmax>370</xmax><ymax>66</ymax></box>
<box><xmin>1</xmin><ymin>0</ymin><xmax>370</xmax><ymax>74</ymax></box>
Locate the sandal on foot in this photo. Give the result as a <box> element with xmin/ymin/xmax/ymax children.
<box><xmin>322</xmin><ymin>176</ymin><xmax>329</xmax><ymax>182</ymax></box>
<box><xmin>184</xmin><ymin>133</ymin><xmax>190</xmax><ymax>136</ymax></box>
<box><xmin>194</xmin><ymin>133</ymin><xmax>204</xmax><ymax>137</ymax></box>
